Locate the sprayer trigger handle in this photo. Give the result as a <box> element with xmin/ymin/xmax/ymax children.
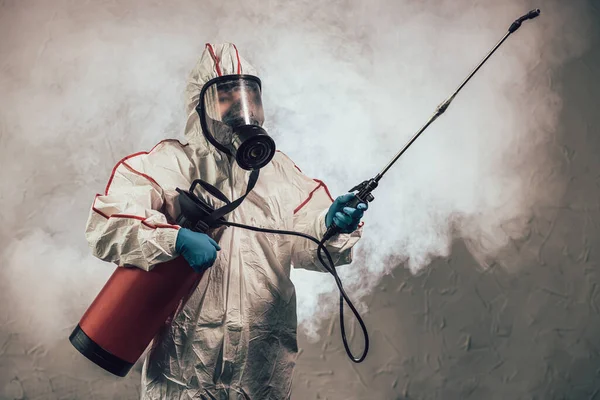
<box><xmin>345</xmin><ymin>192</ymin><xmax>373</xmax><ymax>208</ymax></box>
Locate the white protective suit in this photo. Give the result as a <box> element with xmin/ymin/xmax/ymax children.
<box><xmin>85</xmin><ymin>43</ymin><xmax>363</xmax><ymax>400</ymax></box>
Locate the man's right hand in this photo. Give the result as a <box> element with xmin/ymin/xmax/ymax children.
<box><xmin>175</xmin><ymin>228</ymin><xmax>221</xmax><ymax>273</ymax></box>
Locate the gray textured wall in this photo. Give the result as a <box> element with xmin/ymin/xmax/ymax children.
<box><xmin>1</xmin><ymin>0</ymin><xmax>599</xmax><ymax>399</ymax></box>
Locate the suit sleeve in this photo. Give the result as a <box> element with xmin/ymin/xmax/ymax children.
<box><xmin>85</xmin><ymin>161</ymin><xmax>180</xmax><ymax>271</ymax></box>
<box><xmin>281</xmin><ymin>154</ymin><xmax>363</xmax><ymax>273</ymax></box>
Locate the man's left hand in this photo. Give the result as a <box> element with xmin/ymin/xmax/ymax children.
<box><xmin>325</xmin><ymin>193</ymin><xmax>368</xmax><ymax>234</ymax></box>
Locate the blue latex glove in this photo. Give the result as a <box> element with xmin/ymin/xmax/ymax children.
<box><xmin>175</xmin><ymin>228</ymin><xmax>221</xmax><ymax>273</ymax></box>
<box><xmin>325</xmin><ymin>193</ymin><xmax>368</xmax><ymax>234</ymax></box>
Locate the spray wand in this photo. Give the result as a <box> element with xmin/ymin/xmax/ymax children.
<box><xmin>323</xmin><ymin>8</ymin><xmax>541</xmax><ymax>241</ymax></box>
<box><xmin>319</xmin><ymin>9</ymin><xmax>541</xmax><ymax>363</ymax></box>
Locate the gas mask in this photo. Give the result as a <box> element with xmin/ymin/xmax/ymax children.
<box><xmin>197</xmin><ymin>75</ymin><xmax>276</xmax><ymax>170</ymax></box>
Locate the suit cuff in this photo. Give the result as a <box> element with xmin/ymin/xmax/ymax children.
<box><xmin>139</xmin><ymin>227</ymin><xmax>180</xmax><ymax>270</ymax></box>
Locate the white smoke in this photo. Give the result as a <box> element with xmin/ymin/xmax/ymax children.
<box><xmin>1</xmin><ymin>230</ymin><xmax>112</xmax><ymax>349</ymax></box>
<box><xmin>0</xmin><ymin>0</ymin><xmax>593</xmax><ymax>350</ymax></box>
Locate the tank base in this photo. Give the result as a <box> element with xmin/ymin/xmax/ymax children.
<box><xmin>69</xmin><ymin>324</ymin><xmax>134</xmax><ymax>377</ymax></box>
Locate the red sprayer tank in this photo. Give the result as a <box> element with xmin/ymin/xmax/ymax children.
<box><xmin>69</xmin><ymin>256</ymin><xmax>203</xmax><ymax>376</ymax></box>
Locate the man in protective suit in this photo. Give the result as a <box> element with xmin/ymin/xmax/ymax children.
<box><xmin>85</xmin><ymin>43</ymin><xmax>366</xmax><ymax>400</ymax></box>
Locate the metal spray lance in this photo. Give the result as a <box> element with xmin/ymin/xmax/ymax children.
<box><xmin>322</xmin><ymin>8</ymin><xmax>542</xmax><ymax>242</ymax></box>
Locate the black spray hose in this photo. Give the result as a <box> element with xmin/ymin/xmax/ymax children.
<box><xmin>223</xmin><ymin>221</ymin><xmax>369</xmax><ymax>363</ymax></box>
